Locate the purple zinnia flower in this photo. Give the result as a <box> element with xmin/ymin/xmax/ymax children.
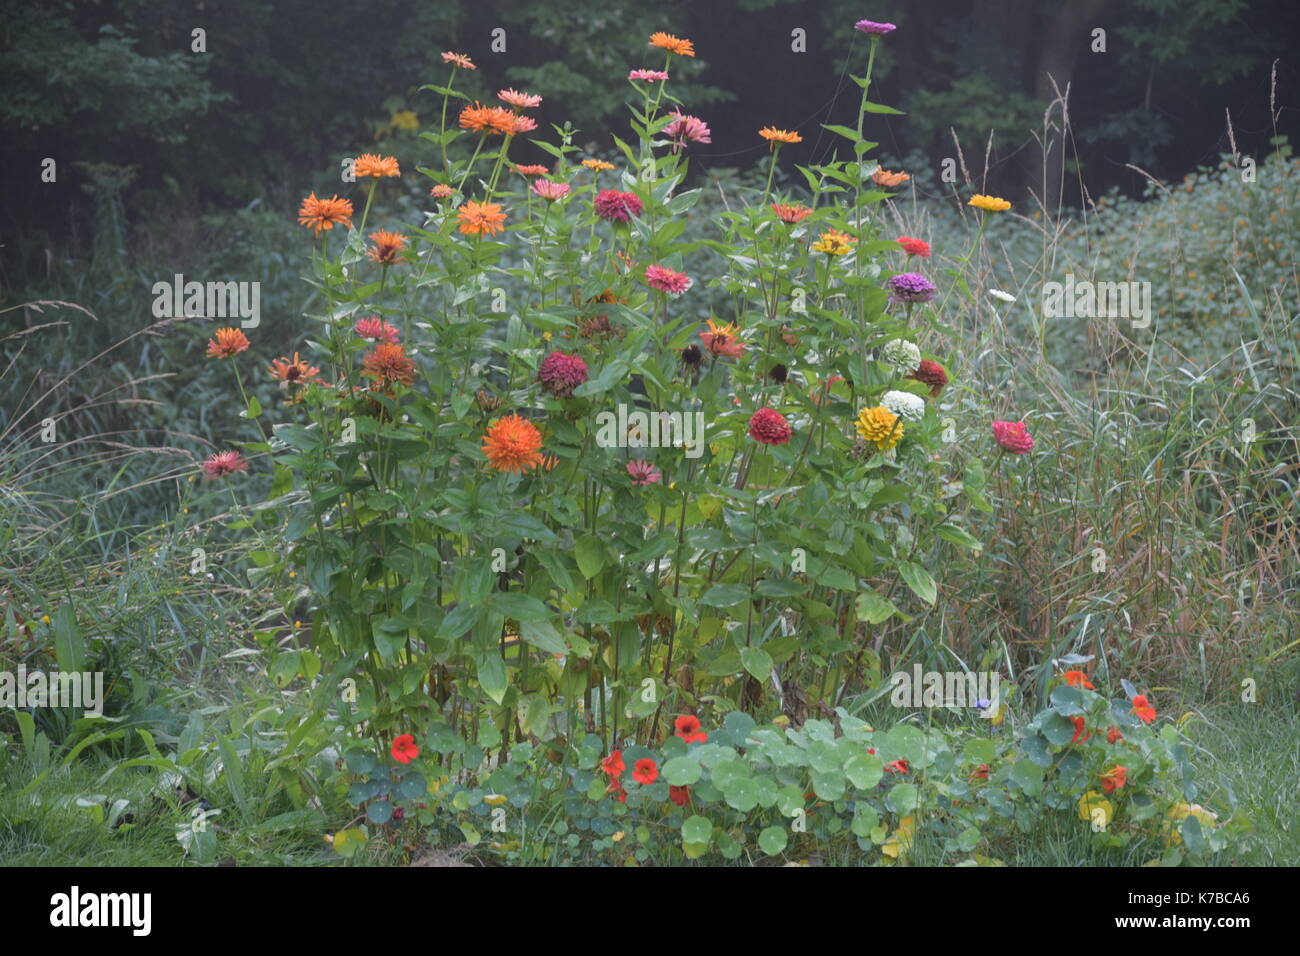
<box><xmin>854</xmin><ymin>20</ymin><xmax>897</xmax><ymax>35</ymax></box>
<box><xmin>887</xmin><ymin>272</ymin><xmax>938</xmax><ymax>304</ymax></box>
<box><xmin>538</xmin><ymin>350</ymin><xmax>589</xmax><ymax>397</ymax></box>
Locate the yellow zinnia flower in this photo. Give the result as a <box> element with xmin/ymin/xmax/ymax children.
<box><xmin>856</xmin><ymin>406</ymin><xmax>904</xmax><ymax>450</ymax></box>
<box><xmin>812</xmin><ymin>228</ymin><xmax>855</xmax><ymax>255</ymax></box>
<box><xmin>968</xmin><ymin>194</ymin><xmax>1011</xmax><ymax>212</ymax></box>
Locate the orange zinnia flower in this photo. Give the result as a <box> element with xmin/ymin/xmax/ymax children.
<box><xmin>699</xmin><ymin>319</ymin><xmax>744</xmax><ymax>358</ymax></box>
<box><xmin>1063</xmin><ymin>670</ymin><xmax>1095</xmax><ymax>690</ymax></box>
<box><xmin>582</xmin><ymin>158</ymin><xmax>615</xmax><ymax>172</ymax></box>
<box><xmin>362</xmin><ymin>343</ymin><xmax>416</xmax><ymax>386</ymax></box>
<box><xmin>298</xmin><ymin>192</ymin><xmax>354</xmax><ymax>235</ymax></box>
<box><xmin>457</xmin><ymin>201</ymin><xmax>507</xmax><ymax>236</ymax></box>
<box><xmin>441</xmin><ymin>51</ymin><xmax>475</xmax><ymax>70</ymax></box>
<box><xmin>206</xmin><ymin>327</ymin><xmax>250</xmax><ymax>359</ymax></box>
<box><xmin>354</xmin><ymin>153</ymin><xmax>400</xmax><ymax>178</ymax></box>
<box><xmin>482</xmin><ymin>414</ymin><xmax>544</xmax><ymax>473</ymax></box>
<box><xmin>649</xmin><ymin>32</ymin><xmax>694</xmax><ymax>57</ymax></box>
<box><xmin>759</xmin><ymin>127</ymin><xmax>802</xmax><ymax>150</ymax></box>
<box><xmin>872</xmin><ymin>168</ymin><xmax>910</xmax><ymax>188</ymax></box>
<box><xmin>268</xmin><ymin>352</ymin><xmax>322</xmax><ymax>388</ymax></box>
<box><xmin>367</xmin><ymin>230</ymin><xmax>407</xmax><ymax>265</ymax></box>
<box><xmin>459</xmin><ymin>103</ymin><xmax>519</xmax><ymax>136</ymax></box>
<box><xmin>772</xmin><ymin>202</ymin><xmax>812</xmax><ymax>224</ymax></box>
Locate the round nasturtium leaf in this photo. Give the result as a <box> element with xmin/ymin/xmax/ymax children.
<box><xmin>758</xmin><ymin>826</ymin><xmax>788</xmax><ymax>856</ymax></box>
<box><xmin>662</xmin><ymin>756</ymin><xmax>703</xmax><ymax>786</ymax></box>
<box><xmin>681</xmin><ymin>815</ymin><xmax>713</xmax><ymax>845</ymax></box>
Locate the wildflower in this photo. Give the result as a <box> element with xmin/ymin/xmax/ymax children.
<box><xmin>969</xmin><ymin>194</ymin><xmax>1012</xmax><ymax>212</ymax></box>
<box><xmin>881</xmin><ymin>390</ymin><xmax>925</xmax><ymax>421</ymax></box>
<box><xmin>297</xmin><ymin>192</ymin><xmax>354</xmax><ymax>234</ymax></box>
<box><xmin>675</xmin><ymin>714</ymin><xmax>707</xmax><ymax>744</ymax></box>
<box><xmin>856</xmin><ymin>406</ymin><xmax>903</xmax><ymax>451</ymax></box>
<box><xmin>664</xmin><ymin>110</ymin><xmax>711</xmax><ymax>149</ymax></box>
<box><xmin>759</xmin><ymin>127</ymin><xmax>803</xmax><ymax>150</ymax></box>
<box><xmin>1063</xmin><ymin>670</ymin><xmax>1095</xmax><ymax>690</ymax></box>
<box><xmin>391</xmin><ymin>734</ymin><xmax>419</xmax><ymax>764</ymax></box>
<box><xmin>457</xmin><ymin>200</ymin><xmax>508</xmax><ymax>236</ymax></box>
<box><xmin>1107</xmin><ymin>725</ymin><xmax>1124</xmax><ymax>745</ymax></box>
<box><xmin>812</xmin><ymin>228</ymin><xmax>856</xmax><ymax>255</ymax></box>
<box><xmin>884</xmin><ymin>759</ymin><xmax>909</xmax><ymax>773</ymax></box>
<box><xmin>907</xmin><ymin>359</ymin><xmax>948</xmax><ymax>396</ymax></box>
<box><xmin>360</xmin><ymin>343</ymin><xmax>416</xmax><ymax>387</ymax></box>
<box><xmin>992</xmin><ymin>420</ymin><xmax>1034</xmax><ymax>454</ymax></box>
<box><xmin>430</xmin><ymin>184</ymin><xmax>455</xmax><ymax>199</ymax></box>
<box><xmin>482</xmin><ymin>414</ymin><xmax>544</xmax><ymax>473</ymax></box>
<box><xmin>629</xmin><ymin>69</ymin><xmax>670</xmax><ymax>82</ymax></box>
<box><xmin>205</xmin><ymin>327</ymin><xmax>250</xmax><ymax>359</ymax></box>
<box><xmin>366</xmin><ymin>230</ymin><xmax>407</xmax><ymax>265</ymax></box>
<box><xmin>872</xmin><ymin>169</ymin><xmax>909</xmax><ymax>187</ymax></box>
<box><xmin>632</xmin><ymin>758</ymin><xmax>659</xmax><ymax>785</ymax></box>
<box><xmin>699</xmin><ymin>318</ymin><xmax>744</xmax><ymax>358</ymax></box>
<box><xmin>1099</xmin><ymin>765</ymin><xmax>1127</xmax><ymax>794</ymax></box>
<box><xmin>594</xmin><ymin>189</ymin><xmax>643</xmax><ymax>222</ymax></box>
<box><xmin>855</xmin><ymin>20</ymin><xmax>897</xmax><ymax>35</ymax></box>
<box><xmin>354</xmin><ymin>153</ymin><xmax>400</xmax><ymax>178</ymax></box>
<box><xmin>897</xmin><ymin>236</ymin><xmax>930</xmax><ymax>257</ymax></box>
<box><xmin>645</xmin><ymin>264</ymin><xmax>691</xmax><ymax>295</ymax></box>
<box><xmin>1131</xmin><ymin>694</ymin><xmax>1157</xmax><ymax>724</ymax></box>
<box><xmin>532</xmin><ymin>179</ymin><xmax>571</xmax><ymax>201</ymax></box>
<box><xmin>355</xmin><ymin>316</ymin><xmax>400</xmax><ymax>344</ymax></box>
<box><xmin>669</xmin><ymin>785</ymin><xmax>691</xmax><ymax>807</ymax></box>
<box><xmin>988</xmin><ymin>288</ymin><xmax>1016</xmax><ymax>303</ymax></box>
<box><xmin>1069</xmin><ymin>716</ymin><xmax>1091</xmax><ymax>744</ymax></box>
<box><xmin>269</xmin><ymin>352</ymin><xmax>322</xmax><ymax>389</ymax></box>
<box><xmin>649</xmin><ymin>31</ymin><xmax>694</xmax><ymax>56</ymax></box>
<box><xmin>498</xmin><ymin>88</ymin><xmax>542</xmax><ymax>109</ymax></box>
<box><xmin>887</xmin><ymin>272</ymin><xmax>938</xmax><ymax>304</ymax></box>
<box><xmin>880</xmin><ymin>339</ymin><xmax>922</xmax><ymax>375</ymax></box>
<box><xmin>201</xmin><ymin>450</ymin><xmax>248</xmax><ymax>480</ymax></box>
<box><xmin>582</xmin><ymin>158</ymin><xmax>615</xmax><ymax>172</ymax></box>
<box><xmin>748</xmin><ymin>408</ymin><xmax>792</xmax><ymax>445</ymax></box>
<box><xmin>772</xmin><ymin>203</ymin><xmax>812</xmax><ymax>224</ymax></box>
<box><xmin>600</xmin><ymin>750</ymin><xmax>626</xmax><ymax>778</ymax></box>
<box><xmin>441</xmin><ymin>51</ymin><xmax>476</xmax><ymax>70</ymax></box>
<box><xmin>513</xmin><ymin>164</ymin><xmax>549</xmax><ymax>176</ymax></box>
<box><xmin>538</xmin><ymin>350</ymin><xmax>588</xmax><ymax>397</ymax></box>
<box><xmin>627</xmin><ymin>460</ymin><xmax>662</xmax><ymax>485</ymax></box>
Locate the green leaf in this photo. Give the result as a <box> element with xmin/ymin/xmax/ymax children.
<box><xmin>1049</xmin><ymin>685</ymin><xmax>1087</xmax><ymax>717</ymax></box>
<box><xmin>936</xmin><ymin>524</ymin><xmax>983</xmax><ymax>552</ymax></box>
<box><xmin>855</xmin><ymin>590</ymin><xmax>898</xmax><ymax>624</ymax></box>
<box><xmin>519</xmin><ymin>619</ymin><xmax>569</xmax><ymax>656</ymax></box>
<box><xmin>574</xmin><ymin>535</ymin><xmax>605</xmax><ymax>579</ymax></box>
<box><xmin>269</xmin><ymin>651</ymin><xmax>301</xmax><ymax>688</ymax></box>
<box><xmin>885</xmin><ymin>782</ymin><xmax>919</xmax><ymax>814</ymax></box>
<box><xmin>477</xmin><ymin>653</ymin><xmax>508</xmax><ymax>705</ymax></box>
<box><xmin>700</xmin><ymin>583</ymin><xmax>750</xmax><ymax>607</ymax></box>
<box><xmin>758</xmin><ymin>825</ymin><xmax>788</xmax><ymax>856</ymax></box>
<box><xmin>1011</xmin><ymin>760</ymin><xmax>1044</xmax><ymax>798</ymax></box>
<box><xmin>739</xmin><ymin>646</ymin><xmax>773</xmax><ymax>681</ymax></box>
<box><xmin>898</xmin><ymin>561</ymin><xmax>937</xmax><ymax>605</ymax></box>
<box><xmin>488</xmin><ymin>592</ymin><xmax>550</xmax><ymax>621</ymax></box>
<box><xmin>662</xmin><ymin>756</ymin><xmax>702</xmax><ymax>786</ymax></box>
<box><xmin>681</xmin><ymin>815</ymin><xmax>713</xmax><ymax>845</ymax></box>
<box><xmin>844</xmin><ymin>753</ymin><xmax>884</xmax><ymax>789</ymax></box>
<box><xmin>863</xmin><ymin>101</ymin><xmax>905</xmax><ymax>115</ymax></box>
<box><xmin>52</xmin><ymin>606</ymin><xmax>85</xmax><ymax>674</ymax></box>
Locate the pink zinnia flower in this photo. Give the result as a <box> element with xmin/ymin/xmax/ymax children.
<box><xmin>498</xmin><ymin>88</ymin><xmax>542</xmax><ymax>109</ymax></box>
<box><xmin>748</xmin><ymin>408</ymin><xmax>791</xmax><ymax>445</ymax></box>
<box><xmin>855</xmin><ymin>20</ymin><xmax>897</xmax><ymax>35</ymax></box>
<box><xmin>538</xmin><ymin>350</ymin><xmax>589</xmax><ymax>397</ymax></box>
<box><xmin>664</xmin><ymin>110</ymin><xmax>711</xmax><ymax>151</ymax></box>
<box><xmin>355</xmin><ymin>316</ymin><xmax>400</xmax><ymax>344</ymax></box>
<box><xmin>532</xmin><ymin>179</ymin><xmax>571</xmax><ymax>201</ymax></box>
<box><xmin>507</xmin><ymin>115</ymin><xmax>537</xmax><ymax>135</ymax></box>
<box><xmin>201</xmin><ymin>450</ymin><xmax>248</xmax><ymax>480</ymax></box>
<box><xmin>627</xmin><ymin>460</ymin><xmax>662</xmax><ymax>485</ymax></box>
<box><xmin>593</xmin><ymin>189</ymin><xmax>643</xmax><ymax>222</ymax></box>
<box><xmin>645</xmin><ymin>264</ymin><xmax>691</xmax><ymax>295</ymax></box>
<box><xmin>628</xmin><ymin>69</ymin><xmax>670</xmax><ymax>82</ymax></box>
<box><xmin>430</xmin><ymin>184</ymin><xmax>454</xmax><ymax>199</ymax></box>
<box><xmin>992</xmin><ymin>420</ymin><xmax>1034</xmax><ymax>454</ymax></box>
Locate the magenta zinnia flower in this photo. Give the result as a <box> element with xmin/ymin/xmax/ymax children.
<box><xmin>594</xmin><ymin>189</ymin><xmax>643</xmax><ymax>222</ymax></box>
<box><xmin>532</xmin><ymin>179</ymin><xmax>571</xmax><ymax>201</ymax></box>
<box><xmin>645</xmin><ymin>264</ymin><xmax>691</xmax><ymax>295</ymax></box>
<box><xmin>201</xmin><ymin>450</ymin><xmax>249</xmax><ymax>480</ymax></box>
<box><xmin>748</xmin><ymin>408</ymin><xmax>792</xmax><ymax>445</ymax></box>
<box><xmin>664</xmin><ymin>110</ymin><xmax>711</xmax><ymax>151</ymax></box>
<box><xmin>538</xmin><ymin>350</ymin><xmax>589</xmax><ymax>397</ymax></box>
<box><xmin>354</xmin><ymin>316</ymin><xmax>400</xmax><ymax>344</ymax></box>
<box><xmin>629</xmin><ymin>69</ymin><xmax>670</xmax><ymax>82</ymax></box>
<box><xmin>992</xmin><ymin>420</ymin><xmax>1035</xmax><ymax>454</ymax></box>
<box><xmin>626</xmin><ymin>460</ymin><xmax>662</xmax><ymax>485</ymax></box>
<box><xmin>854</xmin><ymin>20</ymin><xmax>897</xmax><ymax>35</ymax></box>
<box><xmin>887</xmin><ymin>272</ymin><xmax>938</xmax><ymax>304</ymax></box>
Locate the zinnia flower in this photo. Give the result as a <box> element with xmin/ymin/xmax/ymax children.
<box><xmin>645</xmin><ymin>264</ymin><xmax>691</xmax><ymax>295</ymax></box>
<box><xmin>201</xmin><ymin>450</ymin><xmax>248</xmax><ymax>480</ymax></box>
<box><xmin>855</xmin><ymin>20</ymin><xmax>897</xmax><ymax>34</ymax></box>
<box><xmin>269</xmin><ymin>352</ymin><xmax>322</xmax><ymax>389</ymax></box>
<box><xmin>969</xmin><ymin>194</ymin><xmax>1012</xmax><ymax>212</ymax></box>
<box><xmin>1131</xmin><ymin>694</ymin><xmax>1157</xmax><ymax>724</ymax></box>
<box><xmin>881</xmin><ymin>389</ymin><xmax>925</xmax><ymax>421</ymax></box>
<box><xmin>812</xmin><ymin>229</ymin><xmax>855</xmax><ymax>255</ymax></box>
<box><xmin>362</xmin><ymin>343</ymin><xmax>416</xmax><ymax>386</ymax></box>
<box><xmin>897</xmin><ymin>236</ymin><xmax>931</xmax><ymax>257</ymax></box>
<box><xmin>629</xmin><ymin>69</ymin><xmax>669</xmax><ymax>82</ymax></box>
<box><xmin>600</xmin><ymin>750</ymin><xmax>625</xmax><ymax>778</ymax></box>
<box><xmin>297</xmin><ymin>192</ymin><xmax>354</xmax><ymax>235</ymax></box>
<box><xmin>482</xmin><ymin>414</ymin><xmax>544</xmax><ymax>473</ymax></box>
<box><xmin>355</xmin><ymin>316</ymin><xmax>400</xmax><ymax>344</ymax></box>
<box><xmin>992</xmin><ymin>420</ymin><xmax>1034</xmax><ymax>454</ymax></box>
<box><xmin>649</xmin><ymin>31</ymin><xmax>694</xmax><ymax>56</ymax></box>
<box><xmin>907</xmin><ymin>359</ymin><xmax>948</xmax><ymax>396</ymax></box>
<box><xmin>872</xmin><ymin>168</ymin><xmax>909</xmax><ymax>188</ymax></box>
<box><xmin>627</xmin><ymin>460</ymin><xmax>662</xmax><ymax>485</ymax></box>
<box><xmin>772</xmin><ymin>203</ymin><xmax>812</xmax><ymax>224</ymax></box>
<box><xmin>498</xmin><ymin>88</ymin><xmax>542</xmax><ymax>109</ymax></box>
<box><xmin>880</xmin><ymin>339</ymin><xmax>922</xmax><ymax>375</ymax></box>
<box><xmin>594</xmin><ymin>189</ymin><xmax>643</xmax><ymax>222</ymax></box>
<box><xmin>664</xmin><ymin>110</ymin><xmax>711</xmax><ymax>150</ymax></box>
<box><xmin>759</xmin><ymin>126</ymin><xmax>803</xmax><ymax>150</ymax></box>
<box><xmin>441</xmin><ymin>51</ymin><xmax>475</xmax><ymax>70</ymax></box>
<box><xmin>749</xmin><ymin>408</ymin><xmax>791</xmax><ymax>445</ymax></box>
<box><xmin>457</xmin><ymin>200</ymin><xmax>507</xmax><ymax>236</ymax></box>
<box><xmin>206</xmin><ymin>327</ymin><xmax>250</xmax><ymax>359</ymax></box>
<box><xmin>988</xmin><ymin>288</ymin><xmax>1016</xmax><ymax>303</ymax></box>
<box><xmin>513</xmin><ymin>164</ymin><xmax>549</xmax><ymax>176</ymax></box>
<box><xmin>632</xmin><ymin>758</ymin><xmax>659</xmax><ymax>785</ymax></box>
<box><xmin>430</xmin><ymin>184</ymin><xmax>455</xmax><ymax>199</ymax></box>
<box><xmin>1099</xmin><ymin>765</ymin><xmax>1127</xmax><ymax>794</ymax></box>
<box><xmin>699</xmin><ymin>318</ymin><xmax>744</xmax><ymax>358</ymax></box>
<box><xmin>538</xmin><ymin>350</ymin><xmax>588</xmax><ymax>397</ymax></box>
<box><xmin>674</xmin><ymin>714</ymin><xmax>707</xmax><ymax>744</ymax></box>
<box><xmin>390</xmin><ymin>734</ymin><xmax>419</xmax><ymax>764</ymax></box>
<box><xmin>856</xmin><ymin>406</ymin><xmax>903</xmax><ymax>450</ymax></box>
<box><xmin>887</xmin><ymin>272</ymin><xmax>938</xmax><ymax>304</ymax></box>
<box><xmin>582</xmin><ymin>158</ymin><xmax>615</xmax><ymax>172</ymax></box>
<box><xmin>367</xmin><ymin>230</ymin><xmax>407</xmax><ymax>265</ymax></box>
<box><xmin>354</xmin><ymin>153</ymin><xmax>400</xmax><ymax>178</ymax></box>
<box><xmin>532</xmin><ymin>179</ymin><xmax>571</xmax><ymax>201</ymax></box>
<box><xmin>669</xmin><ymin>785</ymin><xmax>691</xmax><ymax>807</ymax></box>
<box><xmin>1063</xmin><ymin>670</ymin><xmax>1095</xmax><ymax>690</ymax></box>
<box><xmin>459</xmin><ymin>103</ymin><xmax>518</xmax><ymax>136</ymax></box>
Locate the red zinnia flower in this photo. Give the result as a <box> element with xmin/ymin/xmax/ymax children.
<box><xmin>748</xmin><ymin>408</ymin><xmax>791</xmax><ymax>445</ymax></box>
<box><xmin>1070</xmin><ymin>716</ymin><xmax>1091</xmax><ymax>744</ymax></box>
<box><xmin>538</xmin><ymin>350</ymin><xmax>589</xmax><ymax>398</ymax></box>
<box><xmin>645</xmin><ymin>264</ymin><xmax>691</xmax><ymax>295</ymax></box>
<box><xmin>907</xmin><ymin>359</ymin><xmax>948</xmax><ymax>397</ymax></box>
<box><xmin>1131</xmin><ymin>694</ymin><xmax>1157</xmax><ymax>724</ymax></box>
<box><xmin>896</xmin><ymin>236</ymin><xmax>931</xmax><ymax>257</ymax></box>
<box><xmin>632</xmin><ymin>758</ymin><xmax>658</xmax><ymax>785</ymax></box>
<box><xmin>674</xmin><ymin>714</ymin><xmax>707</xmax><ymax>744</ymax></box>
<box><xmin>992</xmin><ymin>420</ymin><xmax>1035</xmax><ymax>454</ymax></box>
<box><xmin>669</xmin><ymin>785</ymin><xmax>691</xmax><ymax>807</ymax></box>
<box><xmin>593</xmin><ymin>189</ymin><xmax>643</xmax><ymax>222</ymax></box>
<box><xmin>355</xmin><ymin>316</ymin><xmax>400</xmax><ymax>344</ymax></box>
<box><xmin>1063</xmin><ymin>669</ymin><xmax>1095</xmax><ymax>690</ymax></box>
<box><xmin>600</xmin><ymin>750</ymin><xmax>626</xmax><ymax>778</ymax></box>
<box><xmin>390</xmin><ymin>733</ymin><xmax>419</xmax><ymax>764</ymax></box>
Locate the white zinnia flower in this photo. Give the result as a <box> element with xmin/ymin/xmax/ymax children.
<box><xmin>988</xmin><ymin>288</ymin><xmax>1016</xmax><ymax>303</ymax></box>
<box><xmin>882</xmin><ymin>389</ymin><xmax>926</xmax><ymax>421</ymax></box>
<box><xmin>880</xmin><ymin>339</ymin><xmax>922</xmax><ymax>376</ymax></box>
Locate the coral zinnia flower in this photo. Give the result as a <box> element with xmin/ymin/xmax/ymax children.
<box><xmin>969</xmin><ymin>194</ymin><xmax>1012</xmax><ymax>212</ymax></box>
<box><xmin>298</xmin><ymin>192</ymin><xmax>354</xmax><ymax>235</ymax></box>
<box><xmin>362</xmin><ymin>343</ymin><xmax>416</xmax><ymax>386</ymax></box>
<box><xmin>498</xmin><ymin>88</ymin><xmax>542</xmax><ymax>110</ymax></box>
<box><xmin>538</xmin><ymin>350</ymin><xmax>588</xmax><ymax>397</ymax></box>
<box><xmin>390</xmin><ymin>733</ymin><xmax>419</xmax><ymax>764</ymax></box>
<box><xmin>700</xmin><ymin>318</ymin><xmax>744</xmax><ymax>358</ymax></box>
<box><xmin>582</xmin><ymin>158</ymin><xmax>615</xmax><ymax>172</ymax></box>
<box><xmin>1131</xmin><ymin>694</ymin><xmax>1157</xmax><ymax>724</ymax></box>
<box><xmin>457</xmin><ymin>200</ymin><xmax>507</xmax><ymax>236</ymax></box>
<box><xmin>675</xmin><ymin>714</ymin><xmax>707</xmax><ymax>744</ymax></box>
<box><xmin>1069</xmin><ymin>716</ymin><xmax>1091</xmax><ymax>744</ymax></box>
<box><xmin>532</xmin><ymin>179</ymin><xmax>570</xmax><ymax>201</ymax></box>
<box><xmin>772</xmin><ymin>203</ymin><xmax>812</xmax><ymax>224</ymax></box>
<box><xmin>649</xmin><ymin>31</ymin><xmax>694</xmax><ymax>56</ymax></box>
<box><xmin>206</xmin><ymin>327</ymin><xmax>250</xmax><ymax>359</ymax></box>
<box><xmin>907</xmin><ymin>359</ymin><xmax>948</xmax><ymax>396</ymax></box>
<box><xmin>812</xmin><ymin>229</ymin><xmax>855</xmax><ymax>255</ymax></box>
<box><xmin>269</xmin><ymin>352</ymin><xmax>322</xmax><ymax>389</ymax></box>
<box><xmin>594</xmin><ymin>189</ymin><xmax>643</xmax><ymax>222</ymax></box>
<box><xmin>759</xmin><ymin>127</ymin><xmax>802</xmax><ymax>150</ymax></box>
<box><xmin>856</xmin><ymin>406</ymin><xmax>903</xmax><ymax>450</ymax></box>
<box><xmin>355</xmin><ymin>316</ymin><xmax>400</xmax><ymax>344</ymax></box>
<box><xmin>430</xmin><ymin>183</ymin><xmax>454</xmax><ymax>199</ymax></box>
<box><xmin>872</xmin><ymin>168</ymin><xmax>910</xmax><ymax>188</ymax></box>
<box><xmin>513</xmin><ymin>164</ymin><xmax>549</xmax><ymax>176</ymax></box>
<box><xmin>1063</xmin><ymin>670</ymin><xmax>1095</xmax><ymax>690</ymax></box>
<box><xmin>505</xmin><ymin>114</ymin><xmax>537</xmax><ymax>135</ymax></box>
<box><xmin>992</xmin><ymin>420</ymin><xmax>1034</xmax><ymax>454</ymax></box>
<box><xmin>201</xmin><ymin>450</ymin><xmax>248</xmax><ymax>480</ymax></box>
<box><xmin>441</xmin><ymin>51</ymin><xmax>476</xmax><ymax>70</ymax></box>
<box><xmin>897</xmin><ymin>236</ymin><xmax>931</xmax><ymax>257</ymax></box>
<box><xmin>1099</xmin><ymin>765</ymin><xmax>1127</xmax><ymax>794</ymax></box>
<box><xmin>629</xmin><ymin>69</ymin><xmax>670</xmax><ymax>82</ymax></box>
<box><xmin>664</xmin><ymin>111</ymin><xmax>711</xmax><ymax>150</ymax></box>
<box><xmin>749</xmin><ymin>408</ymin><xmax>791</xmax><ymax>445</ymax></box>
<box><xmin>669</xmin><ymin>784</ymin><xmax>691</xmax><ymax>807</ymax></box>
<box><xmin>482</xmin><ymin>414</ymin><xmax>544</xmax><ymax>473</ymax></box>
<box><xmin>600</xmin><ymin>749</ymin><xmax>625</xmax><ymax>778</ymax></box>
<box><xmin>632</xmin><ymin>758</ymin><xmax>658</xmax><ymax>785</ymax></box>
<box><xmin>645</xmin><ymin>264</ymin><xmax>691</xmax><ymax>295</ymax></box>
<box><xmin>354</xmin><ymin>153</ymin><xmax>400</xmax><ymax>178</ymax></box>
<box><xmin>367</xmin><ymin>230</ymin><xmax>407</xmax><ymax>265</ymax></box>
<box><xmin>627</xmin><ymin>460</ymin><xmax>662</xmax><ymax>485</ymax></box>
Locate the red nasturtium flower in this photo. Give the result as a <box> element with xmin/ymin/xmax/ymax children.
<box><xmin>675</xmin><ymin>715</ymin><xmax>707</xmax><ymax>744</ymax></box>
<box><xmin>884</xmin><ymin>759</ymin><xmax>910</xmax><ymax>774</ymax></box>
<box><xmin>1070</xmin><ymin>716</ymin><xmax>1091</xmax><ymax>744</ymax></box>
<box><xmin>600</xmin><ymin>750</ymin><xmax>625</xmax><ymax>778</ymax></box>
<box><xmin>1063</xmin><ymin>669</ymin><xmax>1095</xmax><ymax>690</ymax></box>
<box><xmin>1131</xmin><ymin>694</ymin><xmax>1157</xmax><ymax>724</ymax></box>
<box><xmin>669</xmin><ymin>785</ymin><xmax>691</xmax><ymax>807</ymax></box>
<box><xmin>968</xmin><ymin>764</ymin><xmax>990</xmax><ymax>781</ymax></box>
<box><xmin>632</xmin><ymin>758</ymin><xmax>659</xmax><ymax>785</ymax></box>
<box><xmin>1099</xmin><ymin>765</ymin><xmax>1128</xmax><ymax>794</ymax></box>
<box><xmin>1107</xmin><ymin>725</ymin><xmax>1124</xmax><ymax>745</ymax></box>
<box><xmin>391</xmin><ymin>734</ymin><xmax>419</xmax><ymax>764</ymax></box>
<box><xmin>606</xmin><ymin>779</ymin><xmax>628</xmax><ymax>803</ymax></box>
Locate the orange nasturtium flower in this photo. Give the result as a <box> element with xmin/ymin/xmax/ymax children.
<box><xmin>354</xmin><ymin>153</ymin><xmax>400</xmax><ymax>178</ymax></box>
<box><xmin>457</xmin><ymin>200</ymin><xmax>507</xmax><ymax>236</ymax></box>
<box><xmin>649</xmin><ymin>32</ymin><xmax>694</xmax><ymax>57</ymax></box>
<box><xmin>1063</xmin><ymin>670</ymin><xmax>1095</xmax><ymax>690</ymax></box>
<box><xmin>1131</xmin><ymin>694</ymin><xmax>1157</xmax><ymax>724</ymax></box>
<box><xmin>206</xmin><ymin>327</ymin><xmax>250</xmax><ymax>359</ymax></box>
<box><xmin>297</xmin><ymin>192</ymin><xmax>354</xmax><ymax>235</ymax></box>
<box><xmin>1099</xmin><ymin>765</ymin><xmax>1128</xmax><ymax>794</ymax></box>
<box><xmin>482</xmin><ymin>414</ymin><xmax>544</xmax><ymax>473</ymax></box>
<box><xmin>759</xmin><ymin>127</ymin><xmax>802</xmax><ymax>150</ymax></box>
<box><xmin>366</xmin><ymin>230</ymin><xmax>407</xmax><ymax>265</ymax></box>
